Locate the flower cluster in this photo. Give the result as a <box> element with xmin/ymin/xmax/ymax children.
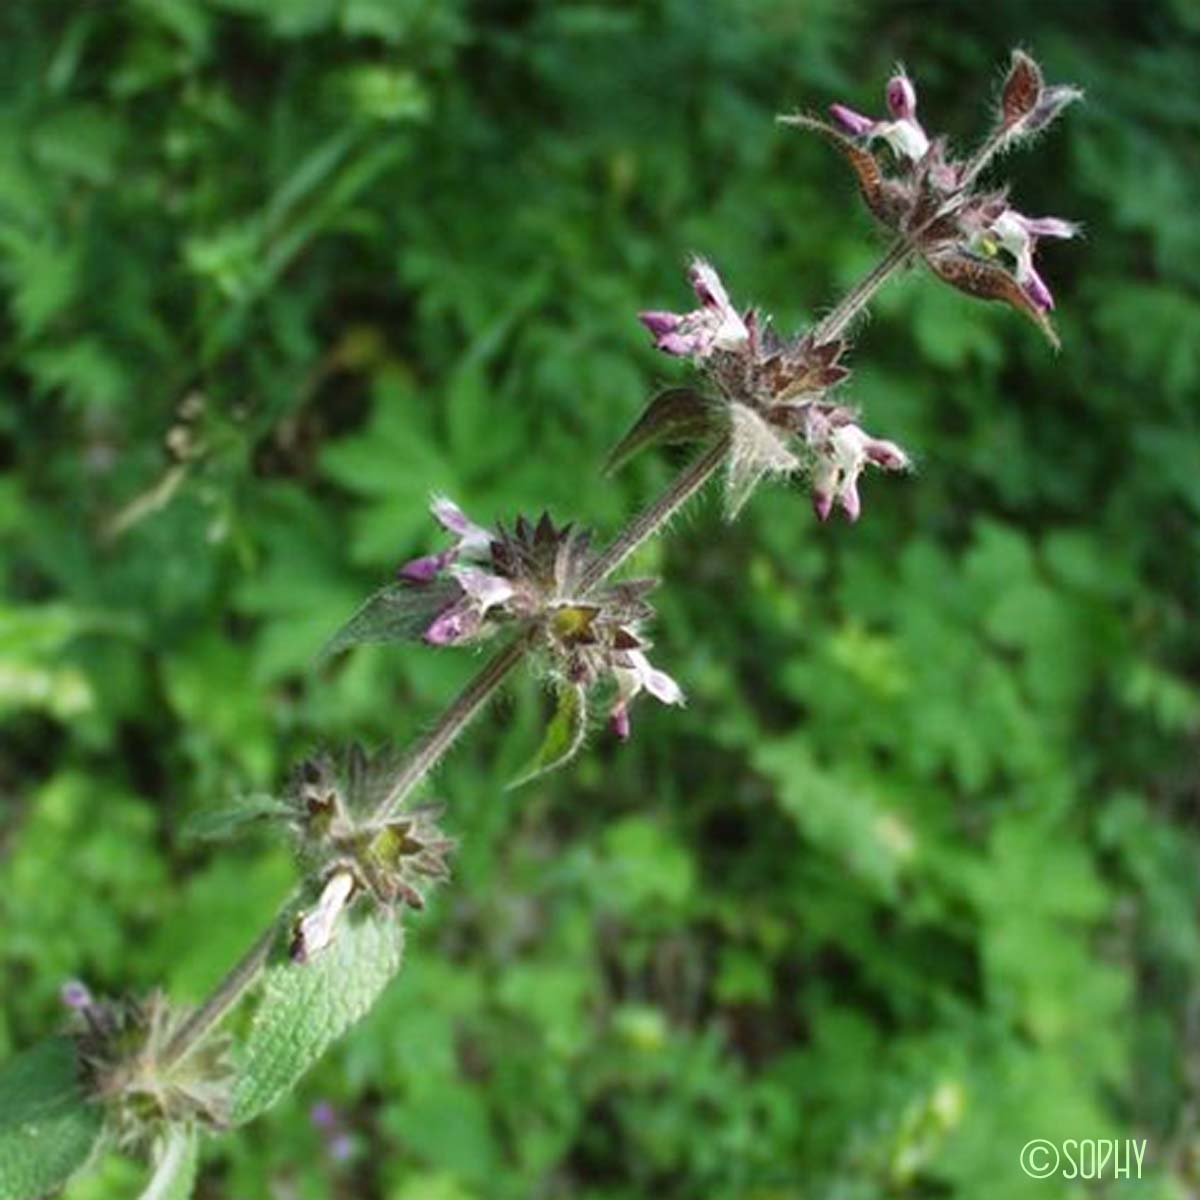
<box><xmin>785</xmin><ymin>52</ymin><xmax>1081</xmax><ymax>336</ymax></box>
<box><xmin>398</xmin><ymin>498</ymin><xmax>683</xmax><ymax>738</ymax></box>
<box><xmin>635</xmin><ymin>259</ymin><xmax>909</xmax><ymax>520</ymax></box>
<box><xmin>284</xmin><ymin>747</ymin><xmax>456</xmax><ymax>962</ymax></box>
<box><xmin>63</xmin><ymin>983</ymin><xmax>232</xmax><ymax>1147</ymax></box>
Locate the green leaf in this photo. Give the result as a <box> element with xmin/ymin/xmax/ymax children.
<box><xmin>231</xmin><ymin>912</ymin><xmax>405</xmax><ymax>1124</ymax></box>
<box><xmin>138</xmin><ymin>1126</ymin><xmax>197</xmax><ymax>1200</ymax></box>
<box><xmin>0</xmin><ymin>1039</ymin><xmax>102</xmax><ymax>1200</ymax></box>
<box><xmin>604</xmin><ymin>388</ymin><xmax>715</xmax><ymax>475</ymax></box>
<box><xmin>181</xmin><ymin>793</ymin><xmax>292</xmax><ymax>843</ymax></box>
<box><xmin>508</xmin><ymin>683</ymin><xmax>587</xmax><ymax>789</ymax></box>
<box><xmin>318</xmin><ymin>581</ymin><xmax>461</xmax><ymax>662</ymax></box>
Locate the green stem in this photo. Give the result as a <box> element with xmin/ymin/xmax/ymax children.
<box><xmin>811</xmin><ymin>239</ymin><xmax>914</xmax><ymax>344</ymax></box>
<box><xmin>161</xmin><ymin>917</ymin><xmax>284</xmax><ymax>1069</ymax></box>
<box><xmin>372</xmin><ymin>632</ymin><xmax>530</xmax><ymax>821</ymax></box>
<box><xmin>152</xmin><ymin>211</ymin><xmax>940</xmax><ymax>1065</ymax></box>
<box><xmin>579</xmin><ymin>435</ymin><xmax>730</xmax><ymax>591</ymax></box>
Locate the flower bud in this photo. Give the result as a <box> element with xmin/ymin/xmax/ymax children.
<box><xmin>829</xmin><ymin>103</ymin><xmax>875</xmax><ymax>137</ymax></box>
<box><xmin>886</xmin><ymin>74</ymin><xmax>917</xmax><ymax>120</ymax></box>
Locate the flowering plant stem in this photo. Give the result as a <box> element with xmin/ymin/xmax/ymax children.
<box><xmin>161</xmin><ymin>918</ymin><xmax>285</xmax><ymax>1069</ymax></box>
<box><xmin>157</xmin><ymin>234</ymin><xmax>921</xmax><ymax>1072</ymax></box>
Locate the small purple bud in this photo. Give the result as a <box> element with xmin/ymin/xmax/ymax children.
<box><xmin>885</xmin><ymin>74</ymin><xmax>917</xmax><ymax>120</ymax></box>
<box><xmin>60</xmin><ymin>980</ymin><xmax>92</xmax><ymax>1012</ymax></box>
<box><xmin>638</xmin><ymin>311</ymin><xmax>681</xmax><ymax>338</ymax></box>
<box><xmin>398</xmin><ymin>552</ymin><xmax>450</xmax><ymax>583</ymax></box>
<box><xmin>829</xmin><ymin>103</ymin><xmax>875</xmax><ymax>137</ymax></box>
<box><xmin>423</xmin><ymin>605</ymin><xmax>477</xmax><ymax>646</ymax></box>
<box><xmin>311</xmin><ymin>1101</ymin><xmax>338</xmax><ymax>1131</ymax></box>
<box><xmin>813</xmin><ymin>489</ymin><xmax>833</xmax><ymax>522</ymax></box>
<box><xmin>610</xmin><ymin>703</ymin><xmax>631</xmax><ymax>741</ymax></box>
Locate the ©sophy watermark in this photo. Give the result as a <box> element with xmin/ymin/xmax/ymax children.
<box><xmin>1020</xmin><ymin>1138</ymin><xmax>1147</xmax><ymax>1180</ymax></box>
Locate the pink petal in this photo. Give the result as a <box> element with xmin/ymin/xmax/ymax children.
<box><xmin>1021</xmin><ymin>215</ymin><xmax>1080</xmax><ymax>240</ymax></box>
<box><xmin>864</xmin><ymin>438</ymin><xmax>909</xmax><ymax>471</ymax></box>
<box><xmin>886</xmin><ymin>74</ymin><xmax>918</xmax><ymax>120</ymax></box>
<box><xmin>610</xmin><ymin>703</ymin><xmax>631</xmax><ymax>741</ymax></box>
<box><xmin>830</xmin><ymin>103</ymin><xmax>875</xmax><ymax>137</ymax></box>
<box><xmin>398</xmin><ymin>551</ymin><xmax>452</xmax><ymax>582</ymax></box>
<box><xmin>424</xmin><ymin>602</ymin><xmax>481</xmax><ymax>646</ymax></box>
<box><xmin>839</xmin><ymin>478</ymin><xmax>862</xmax><ymax>522</ymax></box>
<box><xmin>639</xmin><ymin>311</ymin><xmax>682</xmax><ymax>337</ymax></box>
<box><xmin>688</xmin><ymin>258</ymin><xmax>731</xmax><ymax>310</ymax></box>
<box><xmin>1024</xmin><ymin>265</ymin><xmax>1055</xmax><ymax>312</ymax></box>
<box><xmin>430</xmin><ymin>495</ymin><xmax>474</xmax><ymax>536</ymax></box>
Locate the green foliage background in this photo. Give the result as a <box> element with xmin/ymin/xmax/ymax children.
<box><xmin>1</xmin><ymin>0</ymin><xmax>1198</xmax><ymax>1196</ymax></box>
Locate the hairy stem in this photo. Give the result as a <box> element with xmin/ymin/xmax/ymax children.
<box><xmin>579</xmin><ymin>435</ymin><xmax>731</xmax><ymax>591</ymax></box>
<box><xmin>373</xmin><ymin>632</ymin><xmax>530</xmax><ymax>820</ymax></box>
<box><xmin>159</xmin><ymin>228</ymin><xmax>915</xmax><ymax>1064</ymax></box>
<box><xmin>161</xmin><ymin>917</ymin><xmax>285</xmax><ymax>1069</ymax></box>
<box><xmin>811</xmin><ymin>239</ymin><xmax>913</xmax><ymax>343</ymax></box>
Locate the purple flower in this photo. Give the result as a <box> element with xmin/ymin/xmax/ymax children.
<box><xmin>424</xmin><ymin>566</ymin><xmax>515</xmax><ymax>646</ymax></box>
<box><xmin>60</xmin><ymin>980</ymin><xmax>93</xmax><ymax>1012</ymax></box>
<box><xmin>311</xmin><ymin>1101</ymin><xmax>356</xmax><ymax>1165</ymax></box>
<box><xmin>639</xmin><ymin>258</ymin><xmax>749</xmax><ymax>361</ymax></box>
<box><xmin>609</xmin><ymin>649</ymin><xmax>685</xmax><ymax>740</ymax></box>
<box><xmin>981</xmin><ymin>210</ymin><xmax>1080</xmax><ymax>312</ymax></box>
<box><xmin>829</xmin><ymin>72</ymin><xmax>930</xmax><ymax>163</ymax></box>
<box><xmin>809</xmin><ymin>419</ymin><xmax>910</xmax><ymax>523</ymax></box>
<box><xmin>398</xmin><ymin>495</ymin><xmax>494</xmax><ymax>582</ymax></box>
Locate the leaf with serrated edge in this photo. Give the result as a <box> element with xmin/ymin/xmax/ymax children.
<box><xmin>0</xmin><ymin>1038</ymin><xmax>102</xmax><ymax>1200</ymax></box>
<box><xmin>139</xmin><ymin>1126</ymin><xmax>198</xmax><ymax>1200</ymax></box>
<box><xmin>604</xmin><ymin>389</ymin><xmax>715</xmax><ymax>475</ymax></box>
<box><xmin>318</xmin><ymin>579</ymin><xmax>461</xmax><ymax>662</ymax></box>
<box><xmin>508</xmin><ymin>684</ymin><xmax>587</xmax><ymax>788</ymax></box>
<box><xmin>231</xmin><ymin>912</ymin><xmax>404</xmax><ymax>1124</ymax></box>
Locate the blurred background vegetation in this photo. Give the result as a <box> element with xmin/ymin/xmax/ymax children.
<box><xmin>1</xmin><ymin>1</ymin><xmax>1198</xmax><ymax>1197</ymax></box>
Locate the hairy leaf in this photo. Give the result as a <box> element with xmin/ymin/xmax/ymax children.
<box><xmin>777</xmin><ymin>114</ymin><xmax>906</xmax><ymax>229</ymax></box>
<box><xmin>1002</xmin><ymin>50</ymin><xmax>1044</xmax><ymax>128</ymax></box>
<box><xmin>318</xmin><ymin>579</ymin><xmax>461</xmax><ymax>661</ymax></box>
<box><xmin>0</xmin><ymin>1039</ymin><xmax>102</xmax><ymax>1200</ymax></box>
<box><xmin>604</xmin><ymin>388</ymin><xmax>716</xmax><ymax>475</ymax></box>
<box><xmin>182</xmin><ymin>793</ymin><xmax>292</xmax><ymax>843</ymax></box>
<box><xmin>139</xmin><ymin>1126</ymin><xmax>198</xmax><ymax>1200</ymax></box>
<box><xmin>725</xmin><ymin>403</ymin><xmax>799</xmax><ymax>519</ymax></box>
<box><xmin>231</xmin><ymin>912</ymin><xmax>405</xmax><ymax>1124</ymax></box>
<box><xmin>923</xmin><ymin>249</ymin><xmax>1060</xmax><ymax>348</ymax></box>
<box><xmin>508</xmin><ymin>683</ymin><xmax>587</xmax><ymax>788</ymax></box>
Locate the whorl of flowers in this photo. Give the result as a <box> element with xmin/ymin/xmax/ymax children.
<box><xmin>63</xmin><ymin>983</ymin><xmax>233</xmax><ymax>1147</ymax></box>
<box><xmin>630</xmin><ymin>259</ymin><xmax>909</xmax><ymax>520</ymax></box>
<box><xmin>397</xmin><ymin>499</ymin><xmax>684</xmax><ymax>745</ymax></box>
<box><xmin>782</xmin><ymin>51</ymin><xmax>1081</xmax><ymax>340</ymax></box>
<box><xmin>284</xmin><ymin>746</ymin><xmax>456</xmax><ymax>962</ymax></box>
